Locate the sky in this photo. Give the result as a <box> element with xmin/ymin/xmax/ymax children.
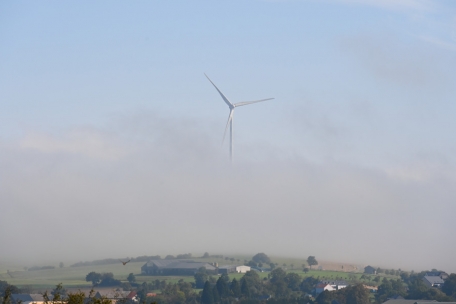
<box><xmin>1</xmin><ymin>0</ymin><xmax>456</xmax><ymax>272</ymax></box>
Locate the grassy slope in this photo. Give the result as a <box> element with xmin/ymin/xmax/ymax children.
<box><xmin>0</xmin><ymin>257</ymin><xmax>398</xmax><ymax>290</ymax></box>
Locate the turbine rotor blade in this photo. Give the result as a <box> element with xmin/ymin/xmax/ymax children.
<box><xmin>234</xmin><ymin>98</ymin><xmax>274</xmax><ymax>107</ymax></box>
<box><xmin>222</xmin><ymin>110</ymin><xmax>234</xmax><ymax>146</ymax></box>
<box><xmin>205</xmin><ymin>73</ymin><xmax>234</xmax><ymax>108</ymax></box>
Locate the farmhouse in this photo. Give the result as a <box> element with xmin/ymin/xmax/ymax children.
<box><xmin>236</xmin><ymin>266</ymin><xmax>251</xmax><ymax>273</ymax></box>
<box><xmin>141</xmin><ymin>260</ymin><xmax>218</xmax><ymax>275</ymax></box>
<box><xmin>319</xmin><ymin>280</ymin><xmax>348</xmax><ymax>290</ymax></box>
<box><xmin>315</xmin><ymin>283</ymin><xmax>334</xmax><ymax>294</ymax></box>
<box><xmin>422</xmin><ymin>276</ymin><xmax>444</xmax><ymax>288</ymax></box>
<box><xmin>425</xmin><ymin>271</ymin><xmax>449</xmax><ymax>280</ymax></box>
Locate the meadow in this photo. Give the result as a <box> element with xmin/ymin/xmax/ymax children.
<box><xmin>0</xmin><ymin>257</ymin><xmax>395</xmax><ymax>290</ymax></box>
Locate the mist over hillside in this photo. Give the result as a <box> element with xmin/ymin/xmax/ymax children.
<box><xmin>1</xmin><ymin>0</ymin><xmax>456</xmax><ymax>275</ymax></box>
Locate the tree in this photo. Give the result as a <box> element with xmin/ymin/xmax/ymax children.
<box><xmin>66</xmin><ymin>291</ymin><xmax>85</xmax><ymax>304</ymax></box>
<box><xmin>303</xmin><ymin>267</ymin><xmax>309</xmax><ymax>273</ymax></box>
<box><xmin>216</xmin><ymin>274</ymin><xmax>230</xmax><ymax>298</ymax></box>
<box><xmin>230</xmin><ymin>278</ymin><xmax>241</xmax><ymax>297</ymax></box>
<box><xmin>300</xmin><ymin>277</ymin><xmax>319</xmax><ymax>294</ymax></box>
<box><xmin>2</xmin><ymin>285</ymin><xmax>13</xmax><ymax>304</ymax></box>
<box><xmin>240</xmin><ymin>279</ymin><xmax>250</xmax><ymax>298</ymax></box>
<box><xmin>202</xmin><ymin>252</ymin><xmax>210</xmax><ymax>258</ymax></box>
<box><xmin>201</xmin><ymin>281</ymin><xmax>214</xmax><ymax>304</ymax></box>
<box><xmin>345</xmin><ymin>284</ymin><xmax>370</xmax><ymax>304</ymax></box>
<box><xmin>252</xmin><ymin>253</ymin><xmax>271</xmax><ymax>264</ymax></box>
<box><xmin>212</xmin><ymin>285</ymin><xmax>220</xmax><ymax>303</ymax></box>
<box><xmin>246</xmin><ymin>260</ymin><xmax>257</xmax><ymax>267</ymax></box>
<box><xmin>51</xmin><ymin>283</ymin><xmax>67</xmax><ymax>300</ymax></box>
<box><xmin>270</xmin><ymin>268</ymin><xmax>287</xmax><ymax>284</ymax></box>
<box><xmin>194</xmin><ymin>267</ymin><xmax>208</xmax><ymax>289</ymax></box>
<box><xmin>85</xmin><ymin>272</ymin><xmax>102</xmax><ymax>286</ymax></box>
<box><xmin>285</xmin><ymin>273</ymin><xmax>301</xmax><ymax>291</ymax></box>
<box><xmin>92</xmin><ymin>273</ymin><xmax>121</xmax><ymax>287</ymax></box>
<box><xmin>443</xmin><ymin>273</ymin><xmax>456</xmax><ymax>298</ymax></box>
<box><xmin>127</xmin><ymin>273</ymin><xmax>136</xmax><ymax>284</ymax></box>
<box><xmin>307</xmin><ymin>256</ymin><xmax>318</xmax><ymax>269</ymax></box>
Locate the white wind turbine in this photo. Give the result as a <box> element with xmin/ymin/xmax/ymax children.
<box><xmin>205</xmin><ymin>74</ymin><xmax>274</xmax><ymax>162</ymax></box>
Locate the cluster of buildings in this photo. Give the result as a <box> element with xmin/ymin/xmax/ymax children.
<box><xmin>140</xmin><ymin>260</ymin><xmax>251</xmax><ymax>276</ymax></box>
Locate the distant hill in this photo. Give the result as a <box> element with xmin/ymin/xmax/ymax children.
<box><xmin>70</xmin><ymin>255</ymin><xmax>161</xmax><ymax>267</ymax></box>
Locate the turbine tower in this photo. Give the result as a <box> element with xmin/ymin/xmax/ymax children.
<box><xmin>205</xmin><ymin>74</ymin><xmax>274</xmax><ymax>162</ymax></box>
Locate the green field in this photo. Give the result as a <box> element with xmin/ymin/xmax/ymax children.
<box><xmin>0</xmin><ymin>257</ymin><xmax>397</xmax><ymax>290</ymax></box>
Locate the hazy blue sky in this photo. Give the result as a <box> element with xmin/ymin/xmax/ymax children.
<box><xmin>1</xmin><ymin>0</ymin><xmax>456</xmax><ymax>272</ymax></box>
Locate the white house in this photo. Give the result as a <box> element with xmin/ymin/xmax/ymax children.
<box><xmin>320</xmin><ymin>280</ymin><xmax>348</xmax><ymax>290</ymax></box>
<box><xmin>236</xmin><ymin>266</ymin><xmax>251</xmax><ymax>273</ymax></box>
<box><xmin>315</xmin><ymin>283</ymin><xmax>335</xmax><ymax>294</ymax></box>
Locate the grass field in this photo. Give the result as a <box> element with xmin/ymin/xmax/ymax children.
<box><xmin>0</xmin><ymin>257</ymin><xmax>398</xmax><ymax>290</ymax></box>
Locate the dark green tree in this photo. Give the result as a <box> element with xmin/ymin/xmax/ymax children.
<box><xmin>98</xmin><ymin>273</ymin><xmax>121</xmax><ymax>287</ymax></box>
<box><xmin>300</xmin><ymin>277</ymin><xmax>319</xmax><ymax>294</ymax></box>
<box><xmin>270</xmin><ymin>268</ymin><xmax>287</xmax><ymax>284</ymax></box>
<box><xmin>345</xmin><ymin>284</ymin><xmax>370</xmax><ymax>304</ymax></box>
<box><xmin>212</xmin><ymin>285</ymin><xmax>220</xmax><ymax>303</ymax></box>
<box><xmin>216</xmin><ymin>274</ymin><xmax>230</xmax><ymax>298</ymax></box>
<box><xmin>201</xmin><ymin>281</ymin><xmax>214</xmax><ymax>304</ymax></box>
<box><xmin>194</xmin><ymin>267</ymin><xmax>208</xmax><ymax>289</ymax></box>
<box><xmin>315</xmin><ymin>290</ymin><xmax>336</xmax><ymax>304</ymax></box>
<box><xmin>85</xmin><ymin>272</ymin><xmax>102</xmax><ymax>286</ymax></box>
<box><xmin>252</xmin><ymin>253</ymin><xmax>271</xmax><ymax>264</ymax></box>
<box><xmin>230</xmin><ymin>279</ymin><xmax>241</xmax><ymax>297</ymax></box>
<box><xmin>443</xmin><ymin>273</ymin><xmax>456</xmax><ymax>298</ymax></box>
<box><xmin>307</xmin><ymin>256</ymin><xmax>318</xmax><ymax>270</ymax></box>
<box><xmin>240</xmin><ymin>279</ymin><xmax>250</xmax><ymax>298</ymax></box>
<box><xmin>127</xmin><ymin>273</ymin><xmax>136</xmax><ymax>284</ymax></box>
<box><xmin>285</xmin><ymin>273</ymin><xmax>302</xmax><ymax>291</ymax></box>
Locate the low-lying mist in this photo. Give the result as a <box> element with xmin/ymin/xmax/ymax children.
<box><xmin>1</xmin><ymin>109</ymin><xmax>455</xmax><ymax>273</ymax></box>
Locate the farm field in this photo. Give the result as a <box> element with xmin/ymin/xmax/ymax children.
<box><xmin>0</xmin><ymin>257</ymin><xmax>395</xmax><ymax>290</ymax></box>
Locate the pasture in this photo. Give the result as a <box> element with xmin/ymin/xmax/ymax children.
<box><xmin>0</xmin><ymin>257</ymin><xmax>394</xmax><ymax>290</ymax></box>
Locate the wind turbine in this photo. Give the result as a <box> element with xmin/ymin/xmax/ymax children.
<box><xmin>205</xmin><ymin>74</ymin><xmax>274</xmax><ymax>162</ymax></box>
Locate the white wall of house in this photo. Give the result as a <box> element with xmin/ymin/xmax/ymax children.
<box><xmin>236</xmin><ymin>266</ymin><xmax>251</xmax><ymax>273</ymax></box>
<box><xmin>315</xmin><ymin>284</ymin><xmax>335</xmax><ymax>294</ymax></box>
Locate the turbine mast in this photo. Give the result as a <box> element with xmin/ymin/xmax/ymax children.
<box><xmin>230</xmin><ymin>115</ymin><xmax>233</xmax><ymax>163</ymax></box>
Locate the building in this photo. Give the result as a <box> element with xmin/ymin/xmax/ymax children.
<box><xmin>364</xmin><ymin>265</ymin><xmax>377</xmax><ymax>275</ymax></box>
<box><xmin>141</xmin><ymin>260</ymin><xmax>218</xmax><ymax>275</ymax></box>
<box><xmin>425</xmin><ymin>272</ymin><xmax>449</xmax><ymax>280</ymax></box>
<box><xmin>218</xmin><ymin>265</ymin><xmax>237</xmax><ymax>274</ymax></box>
<box><xmin>422</xmin><ymin>276</ymin><xmax>444</xmax><ymax>288</ymax></box>
<box><xmin>236</xmin><ymin>266</ymin><xmax>251</xmax><ymax>273</ymax></box>
<box><xmin>320</xmin><ymin>280</ymin><xmax>348</xmax><ymax>290</ymax></box>
<box><xmin>364</xmin><ymin>285</ymin><xmax>378</xmax><ymax>293</ymax></box>
<box><xmin>315</xmin><ymin>283</ymin><xmax>335</xmax><ymax>294</ymax></box>
<box><xmin>11</xmin><ymin>294</ymin><xmax>48</xmax><ymax>304</ymax></box>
